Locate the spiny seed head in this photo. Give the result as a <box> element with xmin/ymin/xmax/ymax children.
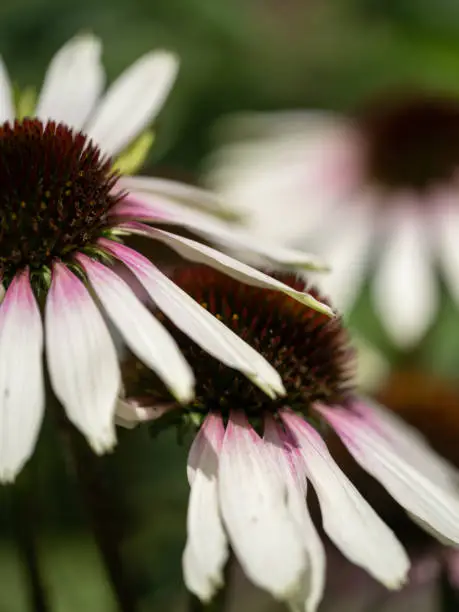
<box><xmin>360</xmin><ymin>93</ymin><xmax>459</xmax><ymax>191</ymax></box>
<box><xmin>0</xmin><ymin>118</ymin><xmax>123</xmax><ymax>284</ymax></box>
<box><xmin>122</xmin><ymin>267</ymin><xmax>355</xmax><ymax>427</ymax></box>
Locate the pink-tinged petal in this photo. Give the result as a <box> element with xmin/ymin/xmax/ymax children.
<box><xmin>118</xmin><ymin>176</ymin><xmax>234</xmax><ymax>218</ymax></box>
<box><xmin>113</xmin><ymin>194</ymin><xmax>329</xmax><ymax>271</ymax></box>
<box><xmin>36</xmin><ymin>35</ymin><xmax>104</xmax><ymax>130</ymax></box>
<box><xmin>219</xmin><ymin>411</ymin><xmax>306</xmax><ymax>600</ymax></box>
<box><xmin>117</xmin><ymin>222</ymin><xmax>333</xmax><ymax>316</ymax></box>
<box><xmin>264</xmin><ymin>416</ymin><xmax>325</xmax><ymax>612</ymax></box>
<box><xmin>77</xmin><ymin>255</ymin><xmax>194</xmax><ymax>403</ymax></box>
<box><xmin>100</xmin><ymin>240</ymin><xmax>284</xmax><ymax>398</ymax></box>
<box><xmin>280</xmin><ymin>409</ymin><xmax>409</xmax><ymax>589</ymax></box>
<box><xmin>0</xmin><ymin>57</ymin><xmax>14</xmax><ymax>123</ymax></box>
<box><xmin>45</xmin><ymin>263</ymin><xmax>119</xmax><ymax>452</ymax></box>
<box><xmin>85</xmin><ymin>51</ymin><xmax>179</xmax><ymax>156</ymax></box>
<box><xmin>183</xmin><ymin>413</ymin><xmax>228</xmax><ymax>601</ymax></box>
<box><xmin>372</xmin><ymin>199</ymin><xmax>437</xmax><ymax>347</ymax></box>
<box><xmin>318</xmin><ymin>403</ymin><xmax>459</xmax><ymax>545</ymax></box>
<box><xmin>0</xmin><ymin>271</ymin><xmax>44</xmax><ymax>482</ymax></box>
<box><xmin>352</xmin><ymin>399</ymin><xmax>459</xmax><ymax>491</ymax></box>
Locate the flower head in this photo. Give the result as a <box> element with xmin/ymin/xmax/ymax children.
<box><xmin>123</xmin><ymin>267</ymin><xmax>459</xmax><ymax>610</ymax></box>
<box><xmin>206</xmin><ymin>96</ymin><xmax>459</xmax><ymax>347</ymax></box>
<box><xmin>0</xmin><ymin>35</ymin><xmax>330</xmax><ymax>482</ymax></box>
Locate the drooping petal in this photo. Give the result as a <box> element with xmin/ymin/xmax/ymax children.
<box><xmin>0</xmin><ymin>58</ymin><xmax>14</xmax><ymax>123</ymax></box>
<box><xmin>36</xmin><ymin>34</ymin><xmax>104</xmax><ymax>130</ymax></box>
<box><xmin>113</xmin><ymin>194</ymin><xmax>329</xmax><ymax>271</ymax></box>
<box><xmin>281</xmin><ymin>409</ymin><xmax>410</xmax><ymax>589</ymax></box>
<box><xmin>45</xmin><ymin>263</ymin><xmax>119</xmax><ymax>452</ymax></box>
<box><xmin>117</xmin><ymin>222</ymin><xmax>334</xmax><ymax>316</ymax></box>
<box><xmin>372</xmin><ymin>199</ymin><xmax>437</xmax><ymax>347</ymax></box>
<box><xmin>351</xmin><ymin>399</ymin><xmax>459</xmax><ymax>490</ymax></box>
<box><xmin>183</xmin><ymin>412</ymin><xmax>228</xmax><ymax>601</ymax></box>
<box><xmin>77</xmin><ymin>254</ymin><xmax>194</xmax><ymax>403</ymax></box>
<box><xmin>100</xmin><ymin>240</ymin><xmax>284</xmax><ymax>397</ymax></box>
<box><xmin>85</xmin><ymin>51</ymin><xmax>179</xmax><ymax>156</ymax></box>
<box><xmin>0</xmin><ymin>271</ymin><xmax>44</xmax><ymax>482</ymax></box>
<box><xmin>264</xmin><ymin>416</ymin><xmax>325</xmax><ymax>612</ymax></box>
<box><xmin>219</xmin><ymin>411</ymin><xmax>306</xmax><ymax>600</ymax></box>
<box><xmin>318</xmin><ymin>403</ymin><xmax>459</xmax><ymax>545</ymax></box>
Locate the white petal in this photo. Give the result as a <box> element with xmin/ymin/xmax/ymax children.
<box><xmin>114</xmin><ymin>193</ymin><xmax>329</xmax><ymax>271</ymax></box>
<box><xmin>219</xmin><ymin>411</ymin><xmax>306</xmax><ymax>600</ymax></box>
<box><xmin>101</xmin><ymin>240</ymin><xmax>284</xmax><ymax>397</ymax></box>
<box><xmin>0</xmin><ymin>58</ymin><xmax>14</xmax><ymax>123</ymax></box>
<box><xmin>0</xmin><ymin>271</ymin><xmax>44</xmax><ymax>482</ymax></box>
<box><xmin>119</xmin><ymin>175</ymin><xmax>236</xmax><ymax>218</ymax></box>
<box><xmin>432</xmin><ymin>191</ymin><xmax>459</xmax><ymax>304</ymax></box>
<box><xmin>183</xmin><ymin>413</ymin><xmax>228</xmax><ymax>601</ymax></box>
<box><xmin>372</xmin><ymin>200</ymin><xmax>437</xmax><ymax>347</ymax></box>
<box><xmin>264</xmin><ymin>416</ymin><xmax>325</xmax><ymax>612</ymax></box>
<box><xmin>77</xmin><ymin>255</ymin><xmax>194</xmax><ymax>403</ymax></box>
<box><xmin>36</xmin><ymin>34</ymin><xmax>104</xmax><ymax>130</ymax></box>
<box><xmin>309</xmin><ymin>195</ymin><xmax>375</xmax><ymax>312</ymax></box>
<box><xmin>45</xmin><ymin>263</ymin><xmax>119</xmax><ymax>452</ymax></box>
<box><xmin>319</xmin><ymin>403</ymin><xmax>459</xmax><ymax>545</ymax></box>
<box><xmin>281</xmin><ymin>409</ymin><xmax>410</xmax><ymax>589</ymax></box>
<box><xmin>118</xmin><ymin>222</ymin><xmax>334</xmax><ymax>316</ymax></box>
<box><xmin>85</xmin><ymin>51</ymin><xmax>179</xmax><ymax>156</ymax></box>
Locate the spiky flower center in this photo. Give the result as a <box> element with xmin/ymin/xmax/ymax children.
<box><xmin>122</xmin><ymin>267</ymin><xmax>355</xmax><ymax>426</ymax></box>
<box><xmin>0</xmin><ymin>119</ymin><xmax>123</xmax><ymax>283</ymax></box>
<box><xmin>361</xmin><ymin>94</ymin><xmax>459</xmax><ymax>191</ymax></box>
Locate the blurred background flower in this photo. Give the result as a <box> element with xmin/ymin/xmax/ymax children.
<box><xmin>3</xmin><ymin>1</ymin><xmax>459</xmax><ymax>611</ymax></box>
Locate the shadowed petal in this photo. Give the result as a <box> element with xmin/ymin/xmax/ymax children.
<box><xmin>0</xmin><ymin>271</ymin><xmax>44</xmax><ymax>482</ymax></box>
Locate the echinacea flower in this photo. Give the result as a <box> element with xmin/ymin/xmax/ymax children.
<box><xmin>205</xmin><ymin>96</ymin><xmax>459</xmax><ymax>347</ymax></box>
<box><xmin>122</xmin><ymin>267</ymin><xmax>459</xmax><ymax>611</ymax></box>
<box><xmin>0</xmin><ymin>35</ymin><xmax>331</xmax><ymax>482</ymax></box>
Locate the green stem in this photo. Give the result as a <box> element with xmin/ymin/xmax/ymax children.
<box><xmin>59</xmin><ymin>419</ymin><xmax>138</xmax><ymax>612</ymax></box>
<box><xmin>11</xmin><ymin>475</ymin><xmax>50</xmax><ymax>612</ymax></box>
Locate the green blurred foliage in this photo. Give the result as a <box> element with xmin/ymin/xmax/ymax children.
<box><xmin>2</xmin><ymin>1</ymin><xmax>459</xmax><ymax>610</ymax></box>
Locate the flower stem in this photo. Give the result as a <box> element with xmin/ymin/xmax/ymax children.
<box><xmin>59</xmin><ymin>419</ymin><xmax>138</xmax><ymax>612</ymax></box>
<box><xmin>10</xmin><ymin>474</ymin><xmax>50</xmax><ymax>612</ymax></box>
